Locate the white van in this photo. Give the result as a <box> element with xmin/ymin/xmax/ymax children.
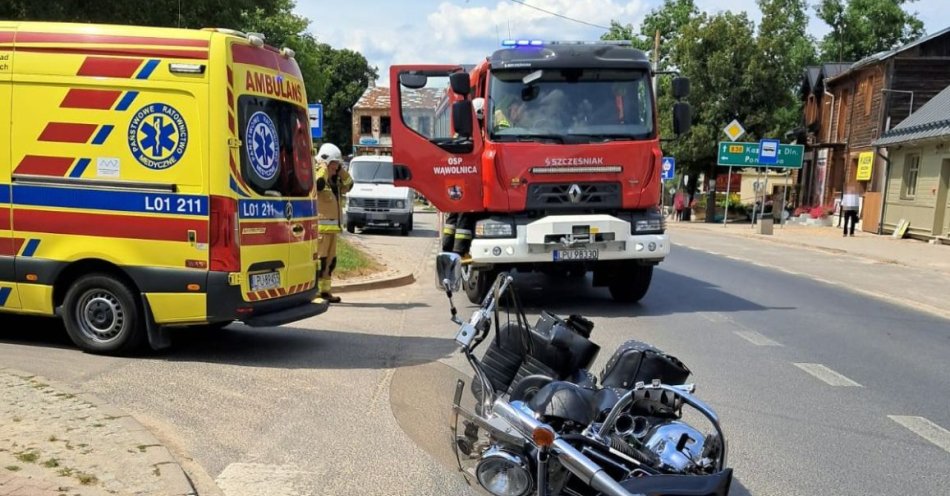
<box><xmin>344</xmin><ymin>155</ymin><xmax>415</xmax><ymax>235</ymax></box>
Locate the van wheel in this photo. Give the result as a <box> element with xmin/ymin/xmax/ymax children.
<box><xmin>400</xmin><ymin>223</ymin><xmax>410</xmax><ymax>236</ymax></box>
<box><xmin>407</xmin><ymin>214</ymin><xmax>414</xmax><ymax>231</ymax></box>
<box><xmin>62</xmin><ymin>274</ymin><xmax>146</xmax><ymax>355</ymax></box>
<box><xmin>346</xmin><ymin>222</ymin><xmax>355</xmax><ymax>234</ymax></box>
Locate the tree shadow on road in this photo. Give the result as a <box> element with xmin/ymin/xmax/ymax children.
<box><xmin>0</xmin><ymin>315</ymin><xmax>457</xmax><ymax>371</ymax></box>
<box><xmin>491</xmin><ymin>268</ymin><xmax>795</xmax><ymax>319</ymax></box>
<box><xmin>158</xmin><ymin>324</ymin><xmax>457</xmax><ymax>370</ymax></box>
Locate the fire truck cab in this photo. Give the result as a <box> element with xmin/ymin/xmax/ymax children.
<box><xmin>390</xmin><ymin>40</ymin><xmax>691</xmax><ymax>303</ymax></box>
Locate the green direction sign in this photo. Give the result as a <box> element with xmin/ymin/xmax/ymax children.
<box><xmin>717</xmin><ymin>141</ymin><xmax>804</xmax><ymax>168</ymax></box>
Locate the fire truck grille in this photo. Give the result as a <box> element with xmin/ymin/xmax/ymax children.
<box><xmin>526</xmin><ymin>182</ymin><xmax>622</xmax><ymax>211</ymax></box>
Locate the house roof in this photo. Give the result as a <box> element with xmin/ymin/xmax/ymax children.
<box><xmin>352</xmin><ymin>86</ymin><xmax>444</xmax><ymax>111</ymax></box>
<box><xmin>874</xmin><ymin>83</ymin><xmax>950</xmax><ymax>146</ymax></box>
<box><xmin>353</xmin><ymin>86</ymin><xmax>390</xmax><ymax>110</ymax></box>
<box><xmin>827</xmin><ymin>26</ymin><xmax>950</xmax><ymax>84</ymax></box>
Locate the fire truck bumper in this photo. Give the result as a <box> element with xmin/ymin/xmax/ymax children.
<box><xmin>469</xmin><ymin>214</ymin><xmax>669</xmax><ymax>265</ymax></box>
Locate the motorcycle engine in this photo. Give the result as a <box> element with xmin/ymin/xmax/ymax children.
<box><xmin>642</xmin><ymin>420</ymin><xmax>717</xmax><ymax>473</ymax></box>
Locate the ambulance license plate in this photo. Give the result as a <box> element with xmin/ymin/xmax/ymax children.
<box><xmin>553</xmin><ymin>249</ymin><xmax>599</xmax><ymax>262</ymax></box>
<box><xmin>250</xmin><ymin>272</ymin><xmax>281</xmax><ymax>291</ymax></box>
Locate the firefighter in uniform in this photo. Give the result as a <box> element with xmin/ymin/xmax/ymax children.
<box><xmin>314</xmin><ymin>143</ymin><xmax>353</xmax><ymax>303</ymax></box>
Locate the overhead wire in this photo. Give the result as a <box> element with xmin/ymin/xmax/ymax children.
<box><xmin>504</xmin><ymin>0</ymin><xmax>612</xmax><ymax>31</ymax></box>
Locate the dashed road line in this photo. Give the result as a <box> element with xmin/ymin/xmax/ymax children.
<box><xmin>793</xmin><ymin>363</ymin><xmax>863</xmax><ymax>387</ymax></box>
<box><xmin>888</xmin><ymin>416</ymin><xmax>950</xmax><ymax>454</ymax></box>
<box><xmin>734</xmin><ymin>330</ymin><xmax>783</xmax><ymax>346</ymax></box>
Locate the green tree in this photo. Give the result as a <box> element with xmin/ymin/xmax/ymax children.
<box><xmin>0</xmin><ymin>0</ymin><xmax>378</xmax><ymax>151</ymax></box>
<box><xmin>816</xmin><ymin>0</ymin><xmax>925</xmax><ymax>61</ymax></box>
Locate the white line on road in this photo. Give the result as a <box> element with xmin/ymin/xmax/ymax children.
<box><xmin>793</xmin><ymin>363</ymin><xmax>863</xmax><ymax>387</ymax></box>
<box><xmin>734</xmin><ymin>330</ymin><xmax>783</xmax><ymax>346</ymax></box>
<box><xmin>888</xmin><ymin>416</ymin><xmax>950</xmax><ymax>454</ymax></box>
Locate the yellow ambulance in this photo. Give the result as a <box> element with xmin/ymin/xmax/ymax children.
<box><xmin>0</xmin><ymin>22</ymin><xmax>326</xmax><ymax>354</ymax></box>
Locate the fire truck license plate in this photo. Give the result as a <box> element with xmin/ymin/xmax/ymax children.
<box><xmin>553</xmin><ymin>249</ymin><xmax>599</xmax><ymax>262</ymax></box>
<box><xmin>250</xmin><ymin>272</ymin><xmax>281</xmax><ymax>291</ymax></box>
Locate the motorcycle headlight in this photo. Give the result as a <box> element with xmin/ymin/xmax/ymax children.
<box><xmin>475</xmin><ymin>448</ymin><xmax>532</xmax><ymax>496</ymax></box>
<box><xmin>635</xmin><ymin>218</ymin><xmax>664</xmax><ymax>232</ymax></box>
<box><xmin>476</xmin><ymin>218</ymin><xmax>515</xmax><ymax>238</ymax></box>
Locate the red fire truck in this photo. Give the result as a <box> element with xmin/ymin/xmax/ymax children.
<box><xmin>390</xmin><ymin>40</ymin><xmax>691</xmax><ymax>303</ymax></box>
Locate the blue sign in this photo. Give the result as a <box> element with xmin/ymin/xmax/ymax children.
<box><xmin>758</xmin><ymin>138</ymin><xmax>780</xmax><ymax>166</ymax></box>
<box><xmin>128</xmin><ymin>103</ymin><xmax>188</xmax><ymax>170</ymax></box>
<box><xmin>309</xmin><ymin>103</ymin><xmax>323</xmax><ymax>139</ymax></box>
<box><xmin>661</xmin><ymin>156</ymin><xmax>675</xmax><ymax>180</ymax></box>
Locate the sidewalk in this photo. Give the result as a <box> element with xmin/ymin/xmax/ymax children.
<box><xmin>672</xmin><ymin>220</ymin><xmax>950</xmax><ymax>275</ymax></box>
<box><xmin>668</xmin><ymin>221</ymin><xmax>950</xmax><ymax>320</ymax></box>
<box><xmin>0</xmin><ymin>368</ymin><xmax>194</xmax><ymax>496</ymax></box>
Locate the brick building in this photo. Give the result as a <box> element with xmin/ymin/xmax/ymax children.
<box><xmin>350</xmin><ymin>83</ymin><xmax>443</xmax><ymax>157</ymax></box>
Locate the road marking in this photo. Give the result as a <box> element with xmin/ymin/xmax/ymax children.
<box><xmin>888</xmin><ymin>416</ymin><xmax>950</xmax><ymax>454</ymax></box>
<box><xmin>793</xmin><ymin>363</ymin><xmax>863</xmax><ymax>387</ymax></box>
<box><xmin>217</xmin><ymin>463</ymin><xmax>314</xmax><ymax>496</ymax></box>
<box><xmin>734</xmin><ymin>330</ymin><xmax>782</xmax><ymax>346</ymax></box>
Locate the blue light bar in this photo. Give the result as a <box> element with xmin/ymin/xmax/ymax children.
<box><xmin>502</xmin><ymin>39</ymin><xmax>545</xmax><ymax>48</ymax></box>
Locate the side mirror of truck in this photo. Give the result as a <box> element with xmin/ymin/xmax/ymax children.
<box><xmin>672</xmin><ymin>77</ymin><xmax>690</xmax><ymax>100</ymax></box>
<box><xmin>673</xmin><ymin>102</ymin><xmax>692</xmax><ymax>136</ymax></box>
<box><xmin>399</xmin><ymin>72</ymin><xmax>428</xmax><ymax>89</ymax></box>
<box><xmin>450</xmin><ymin>72</ymin><xmax>471</xmax><ymax>96</ymax></box>
<box><xmin>452</xmin><ymin>101</ymin><xmax>474</xmax><ymax>139</ymax></box>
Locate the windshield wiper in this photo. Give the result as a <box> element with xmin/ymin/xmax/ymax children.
<box><xmin>494</xmin><ymin>134</ymin><xmax>565</xmax><ymax>143</ymax></box>
<box><xmin>569</xmin><ymin>133</ymin><xmax>648</xmax><ymax>143</ymax></box>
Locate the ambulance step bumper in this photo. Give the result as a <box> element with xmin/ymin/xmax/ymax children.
<box><xmin>242</xmin><ymin>300</ymin><xmax>329</xmax><ymax>327</ymax></box>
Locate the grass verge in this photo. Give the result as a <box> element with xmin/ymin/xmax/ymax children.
<box><xmin>335</xmin><ymin>237</ymin><xmax>382</xmax><ymax>280</ymax></box>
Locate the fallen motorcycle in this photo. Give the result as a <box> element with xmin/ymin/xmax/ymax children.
<box><xmin>435</xmin><ymin>252</ymin><xmax>733</xmax><ymax>496</ymax></box>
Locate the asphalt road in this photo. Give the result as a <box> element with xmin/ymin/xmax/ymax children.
<box><xmin>1</xmin><ymin>211</ymin><xmax>948</xmax><ymax>496</ymax></box>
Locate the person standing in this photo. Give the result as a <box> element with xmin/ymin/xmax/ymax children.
<box><xmin>841</xmin><ymin>187</ymin><xmax>860</xmax><ymax>237</ymax></box>
<box><xmin>314</xmin><ymin>143</ymin><xmax>353</xmax><ymax>303</ymax></box>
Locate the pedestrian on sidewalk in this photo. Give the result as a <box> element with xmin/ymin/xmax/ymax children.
<box><xmin>674</xmin><ymin>190</ymin><xmax>685</xmax><ymax>222</ymax></box>
<box><xmin>842</xmin><ymin>187</ymin><xmax>860</xmax><ymax>237</ymax></box>
<box><xmin>315</xmin><ymin>143</ymin><xmax>353</xmax><ymax>303</ymax></box>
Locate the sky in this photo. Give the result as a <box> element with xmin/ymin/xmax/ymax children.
<box><xmin>295</xmin><ymin>0</ymin><xmax>950</xmax><ymax>86</ymax></box>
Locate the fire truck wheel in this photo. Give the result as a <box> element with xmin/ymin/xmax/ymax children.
<box><xmin>62</xmin><ymin>274</ymin><xmax>147</xmax><ymax>355</ymax></box>
<box><xmin>608</xmin><ymin>265</ymin><xmax>653</xmax><ymax>303</ymax></box>
<box><xmin>463</xmin><ymin>267</ymin><xmax>494</xmax><ymax>304</ymax></box>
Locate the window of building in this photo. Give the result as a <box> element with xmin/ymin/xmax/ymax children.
<box><xmin>380</xmin><ymin>116</ymin><xmax>391</xmax><ymax>136</ymax></box>
<box><xmin>360</xmin><ymin>115</ymin><xmax>372</xmax><ymax>134</ymax></box>
<box><xmin>805</xmin><ymin>94</ymin><xmax>817</xmax><ymax>125</ymax></box>
<box><xmin>902</xmin><ymin>154</ymin><xmax>920</xmax><ymax>199</ymax></box>
<box><xmin>836</xmin><ymin>90</ymin><xmax>849</xmax><ymax>141</ymax></box>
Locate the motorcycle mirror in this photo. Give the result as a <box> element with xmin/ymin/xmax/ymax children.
<box><xmin>435</xmin><ymin>252</ymin><xmax>463</xmax><ymax>292</ymax></box>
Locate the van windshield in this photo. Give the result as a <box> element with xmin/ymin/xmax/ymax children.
<box><xmin>237</xmin><ymin>95</ymin><xmax>314</xmax><ymax>197</ymax></box>
<box><xmin>349</xmin><ymin>161</ymin><xmax>394</xmax><ymax>184</ymax></box>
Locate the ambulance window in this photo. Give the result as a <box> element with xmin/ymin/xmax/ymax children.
<box><xmin>237</xmin><ymin>96</ymin><xmax>314</xmax><ymax>197</ymax></box>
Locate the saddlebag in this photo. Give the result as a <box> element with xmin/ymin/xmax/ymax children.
<box><xmin>600</xmin><ymin>340</ymin><xmax>691</xmax><ymax>389</ymax></box>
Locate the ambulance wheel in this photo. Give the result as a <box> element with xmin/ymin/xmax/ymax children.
<box><xmin>62</xmin><ymin>274</ymin><xmax>146</xmax><ymax>355</ymax></box>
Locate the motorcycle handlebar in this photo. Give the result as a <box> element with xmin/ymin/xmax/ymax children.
<box><xmin>492</xmin><ymin>399</ymin><xmax>645</xmax><ymax>496</ymax></box>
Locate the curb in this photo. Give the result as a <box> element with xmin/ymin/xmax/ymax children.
<box><xmin>333</xmin><ymin>271</ymin><xmax>415</xmax><ymax>293</ymax></box>
<box><xmin>0</xmin><ymin>367</ymin><xmax>198</xmax><ymax>496</ymax></box>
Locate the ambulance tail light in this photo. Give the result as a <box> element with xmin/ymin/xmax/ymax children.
<box><xmin>210</xmin><ymin>195</ymin><xmax>241</xmax><ymax>272</ymax></box>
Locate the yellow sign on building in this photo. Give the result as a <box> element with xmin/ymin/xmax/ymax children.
<box><xmin>856</xmin><ymin>152</ymin><xmax>874</xmax><ymax>181</ymax></box>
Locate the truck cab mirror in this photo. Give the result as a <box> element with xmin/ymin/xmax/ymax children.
<box><xmin>399</xmin><ymin>72</ymin><xmax>428</xmax><ymax>89</ymax></box>
<box><xmin>449</xmin><ymin>72</ymin><xmax>471</xmax><ymax>96</ymax></box>
<box><xmin>672</xmin><ymin>77</ymin><xmax>690</xmax><ymax>100</ymax></box>
<box><xmin>673</xmin><ymin>102</ymin><xmax>692</xmax><ymax>135</ymax></box>
<box><xmin>452</xmin><ymin>101</ymin><xmax>474</xmax><ymax>139</ymax></box>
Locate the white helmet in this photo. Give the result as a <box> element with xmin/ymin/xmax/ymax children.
<box><xmin>317</xmin><ymin>143</ymin><xmax>343</xmax><ymax>164</ymax></box>
<box><xmin>472</xmin><ymin>97</ymin><xmax>486</xmax><ymax>120</ymax></box>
